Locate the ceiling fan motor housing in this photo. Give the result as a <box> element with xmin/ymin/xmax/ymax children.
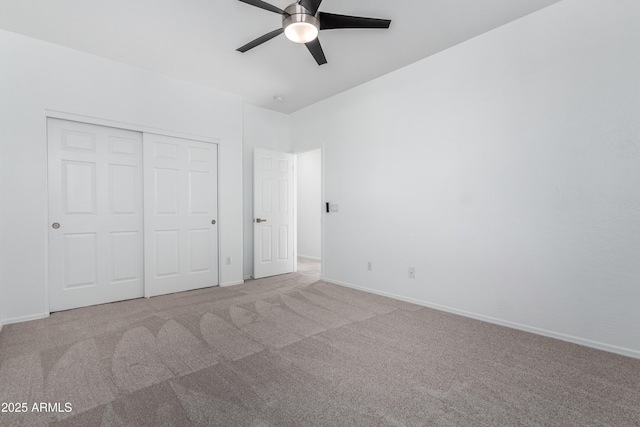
<box><xmin>283</xmin><ymin>4</ymin><xmax>320</xmax><ymax>43</ymax></box>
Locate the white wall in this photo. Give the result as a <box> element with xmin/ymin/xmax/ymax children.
<box><xmin>296</xmin><ymin>149</ymin><xmax>322</xmax><ymax>260</ymax></box>
<box><xmin>0</xmin><ymin>30</ymin><xmax>244</xmax><ymax>324</ymax></box>
<box><xmin>290</xmin><ymin>0</ymin><xmax>640</xmax><ymax>358</ymax></box>
<box><xmin>242</xmin><ymin>104</ymin><xmax>291</xmax><ymax>279</ymax></box>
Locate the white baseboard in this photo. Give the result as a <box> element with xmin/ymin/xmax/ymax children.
<box><xmin>220</xmin><ymin>280</ymin><xmax>244</xmax><ymax>287</ymax></box>
<box><xmin>2</xmin><ymin>312</ymin><xmax>50</xmax><ymax>326</ymax></box>
<box><xmin>298</xmin><ymin>255</ymin><xmax>321</xmax><ymax>261</ymax></box>
<box><xmin>323</xmin><ymin>277</ymin><xmax>640</xmax><ymax>360</ymax></box>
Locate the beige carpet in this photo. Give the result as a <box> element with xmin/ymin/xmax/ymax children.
<box><xmin>1</xmin><ymin>259</ymin><xmax>639</xmax><ymax>426</ymax></box>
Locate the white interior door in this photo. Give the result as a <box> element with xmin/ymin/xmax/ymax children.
<box><xmin>48</xmin><ymin>119</ymin><xmax>144</xmax><ymax>312</ymax></box>
<box><xmin>144</xmin><ymin>133</ymin><xmax>218</xmax><ymax>297</ymax></box>
<box><xmin>253</xmin><ymin>148</ymin><xmax>294</xmax><ymax>279</ymax></box>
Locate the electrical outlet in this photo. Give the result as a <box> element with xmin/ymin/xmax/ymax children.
<box><xmin>367</xmin><ymin>261</ymin><xmax>372</xmax><ymax>271</ymax></box>
<box><xmin>408</xmin><ymin>267</ymin><xmax>415</xmax><ymax>279</ymax></box>
<box><xmin>226</xmin><ymin>256</ymin><xmax>232</xmax><ymax>265</ymax></box>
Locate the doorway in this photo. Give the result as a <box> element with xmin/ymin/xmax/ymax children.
<box><xmin>295</xmin><ymin>149</ymin><xmax>322</xmax><ymax>277</ymax></box>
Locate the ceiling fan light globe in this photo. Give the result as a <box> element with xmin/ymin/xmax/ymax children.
<box><xmin>285</xmin><ymin>22</ymin><xmax>319</xmax><ymax>43</ymax></box>
<box><xmin>282</xmin><ymin>4</ymin><xmax>320</xmax><ymax>44</ymax></box>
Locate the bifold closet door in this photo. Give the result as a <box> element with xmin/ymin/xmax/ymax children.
<box><xmin>48</xmin><ymin>119</ymin><xmax>144</xmax><ymax>312</ymax></box>
<box><xmin>143</xmin><ymin>133</ymin><xmax>219</xmax><ymax>297</ymax></box>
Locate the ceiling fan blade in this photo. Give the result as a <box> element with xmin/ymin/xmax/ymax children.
<box><xmin>319</xmin><ymin>12</ymin><xmax>391</xmax><ymax>30</ymax></box>
<box><xmin>298</xmin><ymin>0</ymin><xmax>323</xmax><ymax>15</ymax></box>
<box><xmin>237</xmin><ymin>28</ymin><xmax>284</xmax><ymax>53</ymax></box>
<box><xmin>305</xmin><ymin>38</ymin><xmax>327</xmax><ymax>65</ymax></box>
<box><xmin>237</xmin><ymin>0</ymin><xmax>285</xmax><ymax>15</ymax></box>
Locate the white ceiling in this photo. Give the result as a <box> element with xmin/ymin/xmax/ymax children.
<box><xmin>0</xmin><ymin>0</ymin><xmax>561</xmax><ymax>113</ymax></box>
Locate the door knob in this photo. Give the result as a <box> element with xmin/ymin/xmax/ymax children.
<box><xmin>52</xmin><ymin>222</ymin><xmax>60</xmax><ymax>229</ymax></box>
<box><xmin>211</xmin><ymin>220</ymin><xmax>216</xmax><ymax>225</ymax></box>
<box><xmin>255</xmin><ymin>218</ymin><xmax>267</xmax><ymax>223</ymax></box>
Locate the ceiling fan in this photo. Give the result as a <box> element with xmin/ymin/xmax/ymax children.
<box><xmin>236</xmin><ymin>0</ymin><xmax>392</xmax><ymax>65</ymax></box>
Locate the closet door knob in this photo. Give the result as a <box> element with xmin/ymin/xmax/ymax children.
<box><xmin>52</xmin><ymin>222</ymin><xmax>61</xmax><ymax>229</ymax></box>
